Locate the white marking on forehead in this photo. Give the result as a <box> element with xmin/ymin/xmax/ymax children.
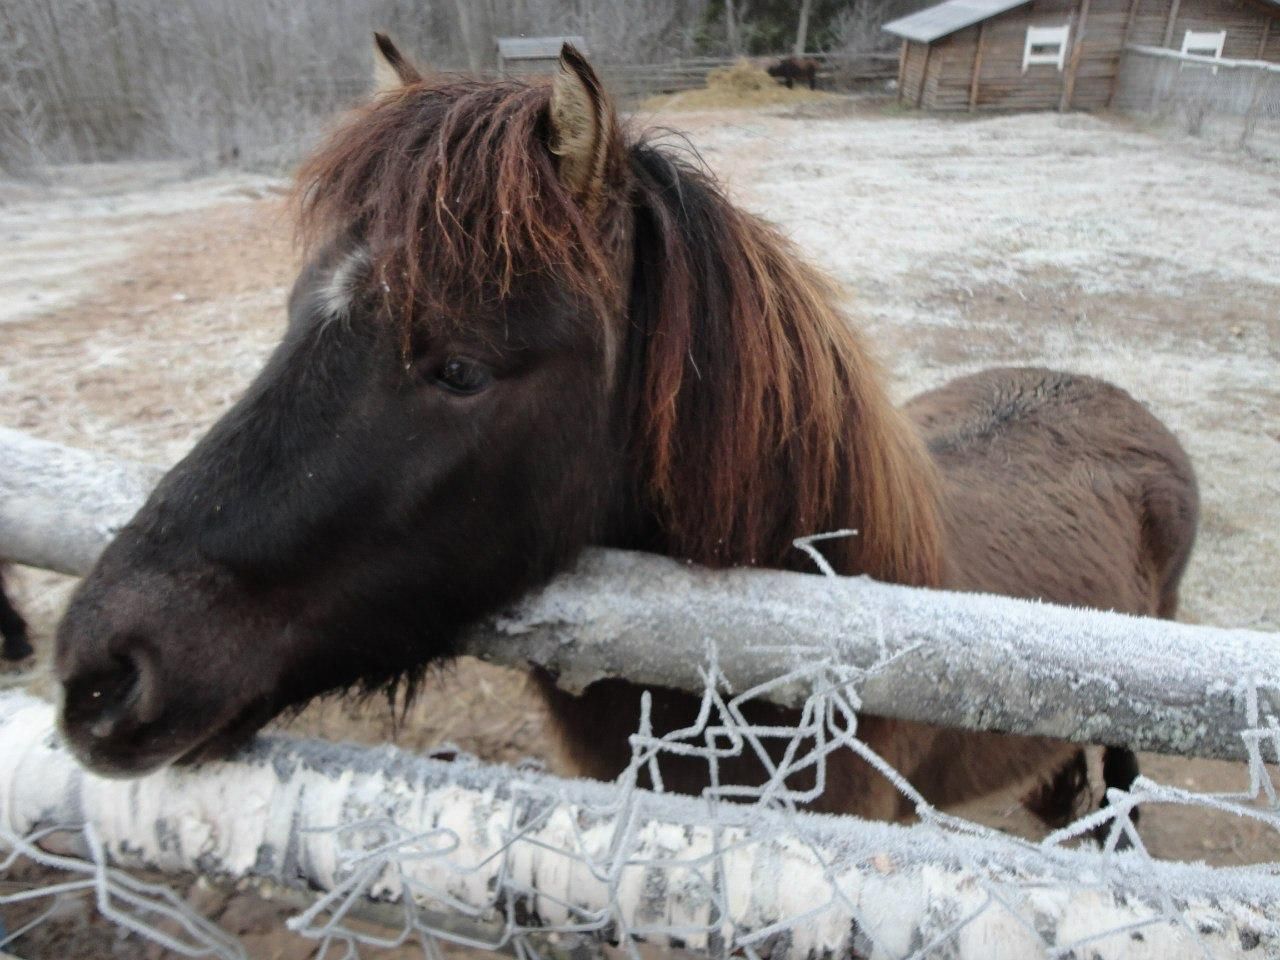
<box><xmin>318</xmin><ymin>247</ymin><xmax>371</xmax><ymax>324</ymax></box>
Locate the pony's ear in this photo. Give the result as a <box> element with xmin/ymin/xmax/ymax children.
<box><xmin>548</xmin><ymin>44</ymin><xmax>616</xmax><ymax>205</ymax></box>
<box><xmin>372</xmin><ymin>32</ymin><xmax>421</xmax><ymax>92</ymax></box>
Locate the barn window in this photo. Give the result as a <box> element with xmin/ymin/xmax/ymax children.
<box><xmin>1022</xmin><ymin>25</ymin><xmax>1071</xmax><ymax>72</ymax></box>
<box><xmin>1180</xmin><ymin>30</ymin><xmax>1227</xmax><ymax>73</ymax></box>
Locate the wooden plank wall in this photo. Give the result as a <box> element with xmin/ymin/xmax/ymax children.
<box><xmin>902</xmin><ymin>41</ymin><xmax>931</xmax><ymax>104</ymax></box>
<box><xmin>911</xmin><ymin>0</ymin><xmax>1278</xmax><ymax>110</ymax></box>
<box><xmin>1134</xmin><ymin>0</ymin><xmax>1279</xmax><ymax>56</ymax></box>
<box><xmin>926</xmin><ymin>0</ymin><xmax>1086</xmax><ymax>110</ymax></box>
<box><xmin>1065</xmin><ymin>0</ymin><xmax>1135</xmax><ymax>106</ymax></box>
<box><xmin>924</xmin><ymin>26</ymin><xmax>984</xmax><ymax>108</ymax></box>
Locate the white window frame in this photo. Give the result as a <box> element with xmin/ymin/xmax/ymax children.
<box><xmin>1180</xmin><ymin>29</ymin><xmax>1227</xmax><ymax>74</ymax></box>
<box><xmin>1022</xmin><ymin>25</ymin><xmax>1071</xmax><ymax>73</ymax></box>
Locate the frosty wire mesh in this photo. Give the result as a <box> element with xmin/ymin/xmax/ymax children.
<box><xmin>1115</xmin><ymin>46</ymin><xmax>1280</xmax><ymax>158</ymax></box>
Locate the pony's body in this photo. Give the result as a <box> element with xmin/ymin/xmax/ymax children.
<box><xmin>919</xmin><ymin>368</ymin><xmax>1195</xmax><ymax>620</ymax></box>
<box><xmin>55</xmin><ymin>42</ymin><xmax>1197</xmax><ymax>829</ymax></box>
<box><xmin>767</xmin><ymin>57</ymin><xmax>819</xmax><ymax>90</ymax></box>
<box><xmin>544</xmin><ymin>367</ymin><xmax>1196</xmax><ymax>819</ymax></box>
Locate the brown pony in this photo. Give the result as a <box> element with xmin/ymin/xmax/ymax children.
<box><xmin>55</xmin><ymin>39</ymin><xmax>1196</xmax><ymax>831</ymax></box>
<box><xmin>767</xmin><ymin>56</ymin><xmax>820</xmax><ymax>90</ymax></box>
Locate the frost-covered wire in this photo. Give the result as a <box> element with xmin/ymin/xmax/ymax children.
<box><xmin>0</xmin><ymin>630</ymin><xmax>1278</xmax><ymax>960</ymax></box>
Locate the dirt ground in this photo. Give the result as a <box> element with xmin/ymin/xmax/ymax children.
<box><xmin>1</xmin><ymin>100</ymin><xmax>1278</xmax><ymax>957</ymax></box>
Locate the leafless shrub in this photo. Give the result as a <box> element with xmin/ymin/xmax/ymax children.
<box><xmin>829</xmin><ymin>0</ymin><xmax>902</xmax><ymax>56</ymax></box>
<box><xmin>2</xmin><ymin>0</ymin><xmax>711</xmax><ymax>174</ymax></box>
<box><xmin>0</xmin><ymin>22</ymin><xmax>68</xmax><ymax>177</ymax></box>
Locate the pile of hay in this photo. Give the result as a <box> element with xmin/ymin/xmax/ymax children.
<box><xmin>644</xmin><ymin>59</ymin><xmax>834</xmax><ymax>112</ymax></box>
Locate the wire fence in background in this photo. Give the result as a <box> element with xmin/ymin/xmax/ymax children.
<box><xmin>1114</xmin><ymin>45</ymin><xmax>1280</xmax><ymax>160</ymax></box>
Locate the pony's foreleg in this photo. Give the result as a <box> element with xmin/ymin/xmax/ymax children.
<box><xmin>1099</xmin><ymin>746</ymin><xmax>1141</xmax><ymax>824</ymax></box>
<box><xmin>820</xmin><ymin>716</ymin><xmax>943</xmax><ymax>821</ymax></box>
<box><xmin>0</xmin><ymin>573</ymin><xmax>32</xmax><ymax>661</ymax></box>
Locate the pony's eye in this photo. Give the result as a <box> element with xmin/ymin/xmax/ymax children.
<box><xmin>433</xmin><ymin>357</ymin><xmax>493</xmax><ymax>396</ymax></box>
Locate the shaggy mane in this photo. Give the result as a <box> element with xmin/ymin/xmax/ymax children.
<box><xmin>626</xmin><ymin>148</ymin><xmax>943</xmax><ymax>586</ymax></box>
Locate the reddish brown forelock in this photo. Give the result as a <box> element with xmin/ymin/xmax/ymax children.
<box><xmin>293</xmin><ymin>77</ymin><xmax>621</xmax><ymax>341</ymax></box>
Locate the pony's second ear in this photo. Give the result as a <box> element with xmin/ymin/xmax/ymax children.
<box><xmin>373</xmin><ymin>32</ymin><xmax>422</xmax><ymax>92</ymax></box>
<box><xmin>548</xmin><ymin>44</ymin><xmax>615</xmax><ymax>206</ymax></box>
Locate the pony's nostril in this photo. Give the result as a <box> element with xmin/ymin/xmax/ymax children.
<box><xmin>66</xmin><ymin>655</ymin><xmax>143</xmax><ymax>740</ymax></box>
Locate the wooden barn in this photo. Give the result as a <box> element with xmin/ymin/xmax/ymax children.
<box><xmin>495</xmin><ymin>36</ymin><xmax>588</xmax><ymax>77</ymax></box>
<box><xmin>885</xmin><ymin>0</ymin><xmax>1280</xmax><ymax>109</ymax></box>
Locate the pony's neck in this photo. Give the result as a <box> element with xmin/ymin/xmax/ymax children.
<box><xmin>617</xmin><ymin>145</ymin><xmax>944</xmax><ymax>588</ymax></box>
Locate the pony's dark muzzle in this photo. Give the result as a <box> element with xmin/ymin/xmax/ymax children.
<box><xmin>64</xmin><ymin>652</ymin><xmax>136</xmax><ymax>736</ymax></box>
<box><xmin>57</xmin><ymin>610</ymin><xmax>177</xmax><ymax>775</ymax></box>
<box><xmin>55</xmin><ymin>543</ymin><xmax>293</xmax><ymax>777</ymax></box>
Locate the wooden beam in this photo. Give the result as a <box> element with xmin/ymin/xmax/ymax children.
<box><xmin>968</xmin><ymin>22</ymin><xmax>989</xmax><ymax>110</ymax></box>
<box><xmin>1107</xmin><ymin>0</ymin><xmax>1143</xmax><ymax>107</ymax></box>
<box><xmin>1260</xmin><ymin>17</ymin><xmax>1272</xmax><ymax>60</ymax></box>
<box><xmin>1061</xmin><ymin>0</ymin><xmax>1093</xmax><ymax>111</ymax></box>
<box><xmin>917</xmin><ymin>42</ymin><xmax>933</xmax><ymax>107</ymax></box>
<box><xmin>897</xmin><ymin>41</ymin><xmax>909</xmax><ymax>104</ymax></box>
<box><xmin>1162</xmin><ymin>0</ymin><xmax>1184</xmax><ymax>48</ymax></box>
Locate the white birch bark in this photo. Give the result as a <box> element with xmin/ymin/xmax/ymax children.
<box><xmin>0</xmin><ymin>692</ymin><xmax>1274</xmax><ymax>959</ymax></box>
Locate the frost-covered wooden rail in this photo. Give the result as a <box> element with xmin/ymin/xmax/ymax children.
<box><xmin>2</xmin><ymin>426</ymin><xmax>1278</xmax><ymax>763</ymax></box>
<box><xmin>0</xmin><ymin>691</ymin><xmax>1277</xmax><ymax>958</ymax></box>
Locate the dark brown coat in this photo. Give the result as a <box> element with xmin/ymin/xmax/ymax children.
<box><xmin>768</xmin><ymin>56</ymin><xmax>821</xmax><ymax>89</ymax></box>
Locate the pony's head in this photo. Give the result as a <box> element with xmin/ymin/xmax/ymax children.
<box><xmin>56</xmin><ymin>39</ymin><xmax>940</xmax><ymax>776</ymax></box>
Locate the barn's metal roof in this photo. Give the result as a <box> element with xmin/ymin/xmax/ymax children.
<box><xmin>495</xmin><ymin>36</ymin><xmax>588</xmax><ymax>60</ymax></box>
<box><xmin>883</xmin><ymin>0</ymin><xmax>1032</xmax><ymax>43</ymax></box>
<box><xmin>885</xmin><ymin>0</ymin><xmax>1279</xmax><ymax>44</ymax></box>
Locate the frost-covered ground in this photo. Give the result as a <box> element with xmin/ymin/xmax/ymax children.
<box><xmin>0</xmin><ymin>163</ymin><xmax>286</xmax><ymax>326</ymax></box>
<box><xmin>1</xmin><ymin>103</ymin><xmax>1278</xmax><ymax>957</ymax></box>
<box><xmin>672</xmin><ymin>104</ymin><xmax>1280</xmax><ymax>632</ymax></box>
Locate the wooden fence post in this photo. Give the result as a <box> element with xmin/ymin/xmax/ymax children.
<box><xmin>1061</xmin><ymin>0</ymin><xmax>1093</xmax><ymax>110</ymax></box>
<box><xmin>897</xmin><ymin>42</ymin><xmax>909</xmax><ymax>104</ymax></box>
<box><xmin>1107</xmin><ymin>0</ymin><xmax>1143</xmax><ymax>107</ymax></box>
<box><xmin>968</xmin><ymin>22</ymin><xmax>988</xmax><ymax>110</ymax></box>
<box><xmin>1162</xmin><ymin>0</ymin><xmax>1184</xmax><ymax>48</ymax></box>
<box><xmin>917</xmin><ymin>43</ymin><xmax>933</xmax><ymax>107</ymax></box>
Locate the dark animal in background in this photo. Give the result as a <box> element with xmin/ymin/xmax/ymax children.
<box><xmin>0</xmin><ymin>568</ymin><xmax>32</xmax><ymax>661</ymax></box>
<box><xmin>767</xmin><ymin>56</ymin><xmax>819</xmax><ymax>90</ymax></box>
<box><xmin>56</xmin><ymin>39</ymin><xmax>1197</xmax><ymax>832</ymax></box>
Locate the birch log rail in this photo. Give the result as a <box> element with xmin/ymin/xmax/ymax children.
<box><xmin>1</xmin><ymin>428</ymin><xmax>1278</xmax><ymax>764</ymax></box>
<box><xmin>0</xmin><ymin>691</ymin><xmax>1276</xmax><ymax>959</ymax></box>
